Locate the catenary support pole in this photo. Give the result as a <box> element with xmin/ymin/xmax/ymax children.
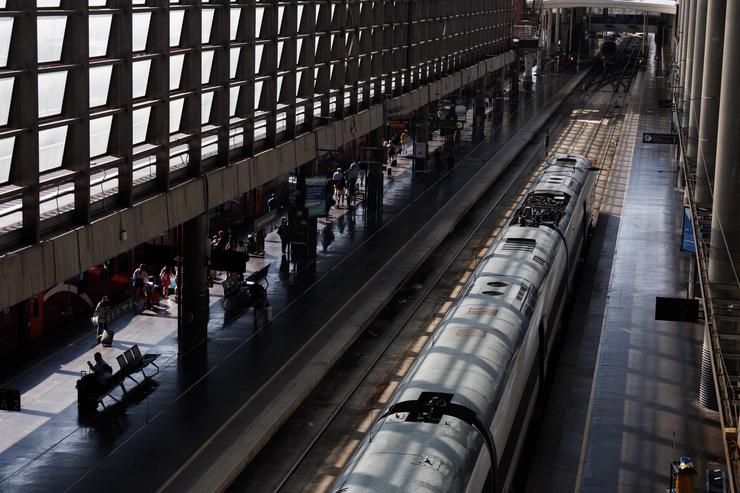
<box><xmin>695</xmin><ymin>0</ymin><xmax>727</xmax><ymax>205</ymax></box>
<box><xmin>708</xmin><ymin>0</ymin><xmax>740</xmax><ymax>286</ymax></box>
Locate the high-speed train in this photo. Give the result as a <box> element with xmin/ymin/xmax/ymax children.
<box><xmin>333</xmin><ymin>154</ymin><xmax>598</xmax><ymax>493</ymax></box>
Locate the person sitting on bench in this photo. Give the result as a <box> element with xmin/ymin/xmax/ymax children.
<box><xmin>87</xmin><ymin>352</ymin><xmax>113</xmax><ymax>387</ymax></box>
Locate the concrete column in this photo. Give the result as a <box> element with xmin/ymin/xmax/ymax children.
<box><xmin>677</xmin><ymin>0</ymin><xmax>689</xmax><ymax>102</ymax></box>
<box><xmin>687</xmin><ymin>0</ymin><xmax>707</xmax><ymax>160</ymax></box>
<box><xmin>523</xmin><ymin>53</ymin><xmax>533</xmax><ymax>93</ymax></box>
<box><xmin>682</xmin><ymin>0</ymin><xmax>698</xmax><ymax>126</ymax></box>
<box><xmin>415</xmin><ymin>105</ymin><xmax>430</xmax><ymax>168</ymax></box>
<box><xmin>709</xmin><ymin>0</ymin><xmax>740</xmax><ymax>286</ymax></box>
<box><xmin>695</xmin><ymin>0</ymin><xmax>726</xmax><ymax>205</ymax></box>
<box><xmin>364</xmin><ymin>127</ymin><xmax>385</xmax><ymax>217</ymax></box>
<box><xmin>555</xmin><ymin>9</ymin><xmax>561</xmax><ymax>52</ymax></box>
<box><xmin>179</xmin><ymin>214</ymin><xmax>210</xmax><ymax>352</ymax></box>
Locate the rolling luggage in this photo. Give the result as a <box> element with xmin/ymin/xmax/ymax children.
<box><xmin>100</xmin><ymin>329</ymin><xmax>114</xmax><ymax>347</ymax></box>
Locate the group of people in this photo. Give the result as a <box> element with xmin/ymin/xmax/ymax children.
<box><xmin>131</xmin><ymin>264</ymin><xmax>177</xmax><ymax>309</ymax></box>
<box><xmin>329</xmin><ymin>162</ymin><xmax>364</xmax><ymax>209</ymax></box>
<box><xmin>384</xmin><ymin>130</ymin><xmax>412</xmax><ymax>165</ymax></box>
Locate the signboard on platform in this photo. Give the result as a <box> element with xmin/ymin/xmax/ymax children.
<box><xmin>387</xmin><ymin>119</ymin><xmax>410</xmax><ymax>131</ymax></box>
<box><xmin>655</xmin><ymin>297</ymin><xmax>699</xmax><ymax>323</ymax></box>
<box><xmin>643</xmin><ymin>132</ymin><xmax>678</xmax><ymax>144</ymax></box>
<box><xmin>305</xmin><ymin>177</ymin><xmax>327</xmax><ymax>218</ymax></box>
<box><xmin>0</xmin><ymin>389</ymin><xmax>20</xmax><ymax>411</ymax></box>
<box><xmin>681</xmin><ymin>206</ymin><xmax>696</xmax><ymax>254</ymax></box>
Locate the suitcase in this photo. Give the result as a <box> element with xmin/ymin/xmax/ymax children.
<box><xmin>100</xmin><ymin>329</ymin><xmax>115</xmax><ymax>347</ymax></box>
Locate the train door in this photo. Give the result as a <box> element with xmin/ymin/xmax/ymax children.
<box><xmin>27</xmin><ymin>294</ymin><xmax>44</xmax><ymax>341</ymax></box>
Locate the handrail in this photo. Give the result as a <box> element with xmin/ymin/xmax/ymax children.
<box><xmin>675</xmin><ymin>105</ymin><xmax>738</xmax><ymax>492</ymax></box>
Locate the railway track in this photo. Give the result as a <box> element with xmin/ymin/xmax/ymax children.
<box><xmin>228</xmin><ymin>62</ymin><xmax>637</xmax><ymax>493</ymax></box>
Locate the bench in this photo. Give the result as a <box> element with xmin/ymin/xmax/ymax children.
<box><xmin>76</xmin><ymin>344</ymin><xmax>160</xmax><ymax>413</ymax></box>
<box><xmin>221</xmin><ymin>263</ymin><xmax>270</xmax><ymax>303</ymax></box>
<box><xmin>245</xmin><ymin>263</ymin><xmax>270</xmax><ymax>287</ymax></box>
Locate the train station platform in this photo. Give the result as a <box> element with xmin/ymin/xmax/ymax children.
<box><xmin>525</xmin><ymin>46</ymin><xmax>724</xmax><ymax>492</ymax></box>
<box><xmin>0</xmin><ymin>68</ymin><xmax>585</xmax><ymax>493</ymax></box>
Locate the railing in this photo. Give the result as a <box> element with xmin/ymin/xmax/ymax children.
<box><xmin>675</xmin><ymin>107</ymin><xmax>739</xmax><ymax>492</ymax></box>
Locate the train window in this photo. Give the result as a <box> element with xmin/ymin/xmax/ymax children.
<box><xmin>555</xmin><ymin>157</ymin><xmax>577</xmax><ymax>166</ymax></box>
<box><xmin>487</xmin><ymin>281</ymin><xmax>508</xmax><ymax>287</ymax></box>
<box><xmin>533</xmin><ymin>255</ymin><xmax>546</xmax><ymax>266</ymax></box>
<box><xmin>481</xmin><ymin>290</ymin><xmax>505</xmax><ymax>296</ymax></box>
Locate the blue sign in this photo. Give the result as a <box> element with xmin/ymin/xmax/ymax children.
<box><xmin>681</xmin><ymin>206</ymin><xmax>696</xmax><ymax>254</ymax></box>
<box><xmin>305</xmin><ymin>177</ymin><xmax>327</xmax><ymax>218</ymax></box>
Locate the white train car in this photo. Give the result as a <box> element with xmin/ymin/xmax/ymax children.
<box><xmin>332</xmin><ymin>155</ymin><xmax>597</xmax><ymax>493</ymax></box>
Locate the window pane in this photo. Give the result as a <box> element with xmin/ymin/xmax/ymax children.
<box><xmin>132</xmin><ymin>107</ymin><xmax>151</xmax><ymax>144</ymax></box>
<box><xmin>169</xmin><ymin>98</ymin><xmax>184</xmax><ymax>133</ymax></box>
<box><xmin>0</xmin><ymin>136</ymin><xmax>13</xmax><ymax>183</ymax></box>
<box><xmin>230</xmin><ymin>8</ymin><xmax>241</xmax><ymax>41</ymax></box>
<box><xmin>132</xmin><ymin>59</ymin><xmax>151</xmax><ymax>98</ymax></box>
<box><xmin>255</xmin><ymin>44</ymin><xmax>264</xmax><ymax>74</ymax></box>
<box><xmin>170</xmin><ymin>10</ymin><xmax>184</xmax><ymax>47</ymax></box>
<box><xmin>132</xmin><ymin>12</ymin><xmax>151</xmax><ymax>52</ymax></box>
<box><xmin>202</xmin><ymin>9</ymin><xmax>214</xmax><ymax>44</ymax></box>
<box><xmin>38</xmin><ymin>71</ymin><xmax>68</xmax><ymax>118</ymax></box>
<box><xmin>255</xmin><ymin>7</ymin><xmax>265</xmax><ymax>38</ymax></box>
<box><xmin>0</xmin><ymin>18</ymin><xmax>13</xmax><ymax>68</ymax></box>
<box><xmin>39</xmin><ymin>125</ymin><xmax>68</xmax><ymax>172</ymax></box>
<box><xmin>0</xmin><ymin>77</ymin><xmax>13</xmax><ymax>126</ymax></box>
<box><xmin>89</xmin><ymin>115</ymin><xmax>112</xmax><ymax>157</ymax></box>
<box><xmin>201</xmin><ymin>92</ymin><xmax>213</xmax><ymax>124</ymax></box>
<box><xmin>229</xmin><ymin>47</ymin><xmax>240</xmax><ymax>79</ymax></box>
<box><xmin>170</xmin><ymin>54</ymin><xmax>184</xmax><ymax>90</ymax></box>
<box><xmin>202</xmin><ymin>51</ymin><xmax>214</xmax><ymax>84</ymax></box>
<box><xmin>38</xmin><ymin>17</ymin><xmax>67</xmax><ymax>63</ymax></box>
<box><xmin>254</xmin><ymin>81</ymin><xmax>263</xmax><ymax>110</ymax></box>
<box><xmin>89</xmin><ymin>14</ymin><xmax>112</xmax><ymax>57</ymax></box>
<box><xmin>229</xmin><ymin>86</ymin><xmax>239</xmax><ymax>116</ymax></box>
<box><xmin>89</xmin><ymin>65</ymin><xmax>112</xmax><ymax>107</ymax></box>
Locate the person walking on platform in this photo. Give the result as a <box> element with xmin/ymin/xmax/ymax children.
<box><xmin>160</xmin><ymin>266</ymin><xmax>172</xmax><ymax>300</ymax></box>
<box><xmin>92</xmin><ymin>296</ymin><xmax>112</xmax><ymax>344</ymax></box>
<box><xmin>267</xmin><ymin>193</ymin><xmax>278</xmax><ymax>212</ymax></box>
<box><xmin>400</xmin><ymin>130</ymin><xmax>411</xmax><ymax>155</ymax></box>
<box><xmin>277</xmin><ymin>217</ymin><xmax>290</xmax><ymax>253</ymax></box>
<box><xmin>332</xmin><ymin>168</ymin><xmax>346</xmax><ymax>207</ymax></box>
<box><xmin>132</xmin><ymin>264</ymin><xmax>148</xmax><ymax>303</ymax></box>
<box><xmin>346</xmin><ymin>162</ymin><xmax>358</xmax><ymax>197</ymax></box>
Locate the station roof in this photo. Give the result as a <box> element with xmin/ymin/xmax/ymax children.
<box><xmin>537</xmin><ymin>0</ymin><xmax>677</xmax><ymax>14</ymax></box>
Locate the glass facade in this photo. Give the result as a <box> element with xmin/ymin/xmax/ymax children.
<box><xmin>0</xmin><ymin>0</ymin><xmax>512</xmax><ymax>251</ymax></box>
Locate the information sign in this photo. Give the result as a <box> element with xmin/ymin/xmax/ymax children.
<box><xmin>305</xmin><ymin>177</ymin><xmax>327</xmax><ymax>218</ymax></box>
<box><xmin>643</xmin><ymin>132</ymin><xmax>678</xmax><ymax>144</ymax></box>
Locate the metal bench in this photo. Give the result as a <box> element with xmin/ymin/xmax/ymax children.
<box><xmin>221</xmin><ymin>264</ymin><xmax>270</xmax><ymax>303</ymax></box>
<box><xmin>245</xmin><ymin>263</ymin><xmax>270</xmax><ymax>287</ymax></box>
<box><xmin>76</xmin><ymin>344</ymin><xmax>160</xmax><ymax>413</ymax></box>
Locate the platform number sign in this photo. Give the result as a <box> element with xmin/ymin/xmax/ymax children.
<box><xmin>0</xmin><ymin>389</ymin><xmax>20</xmax><ymax>411</ymax></box>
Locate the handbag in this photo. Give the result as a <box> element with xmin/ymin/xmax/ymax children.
<box><xmin>91</xmin><ymin>315</ymin><xmax>99</xmax><ymax>327</ymax></box>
